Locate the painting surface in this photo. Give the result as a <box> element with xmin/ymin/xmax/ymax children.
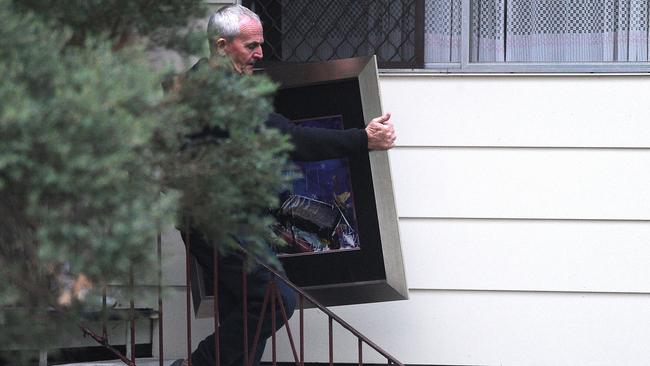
<box><xmin>272</xmin><ymin>115</ymin><xmax>360</xmax><ymax>256</ymax></box>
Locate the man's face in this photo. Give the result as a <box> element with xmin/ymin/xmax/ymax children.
<box><xmin>221</xmin><ymin>17</ymin><xmax>264</xmax><ymax>75</ymax></box>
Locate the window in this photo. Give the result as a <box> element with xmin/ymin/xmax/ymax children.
<box><xmin>244</xmin><ymin>0</ymin><xmax>650</xmax><ymax>72</ymax></box>
<box><xmin>243</xmin><ymin>0</ymin><xmax>424</xmax><ymax>68</ymax></box>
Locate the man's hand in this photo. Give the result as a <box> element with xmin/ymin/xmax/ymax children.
<box><xmin>366</xmin><ymin>113</ymin><xmax>396</xmax><ymax>150</ymax></box>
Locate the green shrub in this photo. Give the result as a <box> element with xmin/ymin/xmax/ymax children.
<box><xmin>0</xmin><ymin>0</ymin><xmax>291</xmax><ymax>350</ymax></box>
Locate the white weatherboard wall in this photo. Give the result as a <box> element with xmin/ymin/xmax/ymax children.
<box><xmin>265</xmin><ymin>74</ymin><xmax>650</xmax><ymax>366</ymax></box>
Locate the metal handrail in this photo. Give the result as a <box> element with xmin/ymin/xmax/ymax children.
<box><xmin>81</xmin><ymin>232</ymin><xmax>403</xmax><ymax>366</ymax></box>
<box><xmin>255</xmin><ymin>259</ymin><xmax>404</xmax><ymax>366</ymax></box>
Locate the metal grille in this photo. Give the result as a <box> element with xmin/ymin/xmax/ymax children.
<box><xmin>244</xmin><ymin>0</ymin><xmax>425</xmax><ymax>69</ymax></box>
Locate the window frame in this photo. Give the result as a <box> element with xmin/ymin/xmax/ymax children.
<box><xmin>235</xmin><ymin>0</ymin><xmax>650</xmax><ymax>73</ymax></box>
<box><xmin>389</xmin><ymin>0</ymin><xmax>650</xmax><ymax>74</ymax></box>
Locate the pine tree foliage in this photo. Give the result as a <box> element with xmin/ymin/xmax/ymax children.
<box><xmin>13</xmin><ymin>0</ymin><xmax>207</xmax><ymax>49</ymax></box>
<box><xmin>161</xmin><ymin>63</ymin><xmax>292</xmax><ymax>262</ymax></box>
<box><xmin>0</xmin><ymin>0</ymin><xmax>291</xmax><ymax>351</ymax></box>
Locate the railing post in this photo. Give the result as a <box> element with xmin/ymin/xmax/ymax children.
<box><xmin>102</xmin><ymin>284</ymin><xmax>108</xmax><ymax>339</ymax></box>
<box><xmin>300</xmin><ymin>295</ymin><xmax>304</xmax><ymax>366</ymax></box>
<box><xmin>184</xmin><ymin>221</ymin><xmax>193</xmax><ymax>366</ymax></box>
<box><xmin>358</xmin><ymin>337</ymin><xmax>363</xmax><ymax>366</ymax></box>
<box><xmin>157</xmin><ymin>232</ymin><xmax>164</xmax><ymax>366</ymax></box>
<box><xmin>273</xmin><ymin>286</ymin><xmax>299</xmax><ymax>364</ymax></box>
<box><xmin>248</xmin><ymin>282</ymin><xmax>271</xmax><ymax>363</ymax></box>
<box><xmin>213</xmin><ymin>244</ymin><xmax>221</xmax><ymax>366</ymax></box>
<box><xmin>242</xmin><ymin>255</ymin><xmax>249</xmax><ymax>366</ymax></box>
<box><xmin>129</xmin><ymin>266</ymin><xmax>135</xmax><ymax>364</ymax></box>
<box><xmin>328</xmin><ymin>316</ymin><xmax>333</xmax><ymax>366</ymax></box>
<box><xmin>271</xmin><ymin>277</ymin><xmax>277</xmax><ymax>366</ymax></box>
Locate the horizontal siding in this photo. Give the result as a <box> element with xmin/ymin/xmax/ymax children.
<box><xmin>159</xmin><ymin>74</ymin><xmax>650</xmax><ymax>366</ymax></box>
<box><xmin>361</xmin><ymin>75</ymin><xmax>650</xmax><ymax>365</ymax></box>
<box><xmin>390</xmin><ymin>147</ymin><xmax>650</xmax><ymax>220</ymax></box>
<box><xmin>381</xmin><ymin>75</ymin><xmax>650</xmax><ymax>148</ymax></box>
<box><xmin>267</xmin><ymin>290</ymin><xmax>650</xmax><ymax>365</ymax></box>
<box><xmin>400</xmin><ymin>218</ymin><xmax>650</xmax><ymax>293</ymax></box>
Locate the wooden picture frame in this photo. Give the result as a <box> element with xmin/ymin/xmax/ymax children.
<box><xmin>191</xmin><ymin>56</ymin><xmax>407</xmax><ymax>317</ymax></box>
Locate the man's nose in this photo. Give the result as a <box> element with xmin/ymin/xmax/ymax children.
<box><xmin>254</xmin><ymin>46</ymin><xmax>263</xmax><ymax>60</ymax></box>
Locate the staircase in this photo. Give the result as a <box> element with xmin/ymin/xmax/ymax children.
<box><xmin>3</xmin><ymin>231</ymin><xmax>403</xmax><ymax>366</ymax></box>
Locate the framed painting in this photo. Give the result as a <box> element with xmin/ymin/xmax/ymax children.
<box><xmin>191</xmin><ymin>56</ymin><xmax>407</xmax><ymax>317</ymax></box>
<box><xmin>270</xmin><ymin>114</ymin><xmax>362</xmax><ymax>257</ymax></box>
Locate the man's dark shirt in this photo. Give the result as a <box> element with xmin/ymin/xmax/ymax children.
<box><xmin>186</xmin><ymin>58</ymin><xmax>369</xmax><ymax>162</ymax></box>
<box><xmin>265</xmin><ymin>112</ymin><xmax>367</xmax><ymax>161</ymax></box>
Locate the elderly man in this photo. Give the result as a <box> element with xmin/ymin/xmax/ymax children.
<box><xmin>173</xmin><ymin>5</ymin><xmax>396</xmax><ymax>366</ymax></box>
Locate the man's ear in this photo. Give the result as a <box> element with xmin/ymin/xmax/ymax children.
<box><xmin>215</xmin><ymin>37</ymin><xmax>228</xmax><ymax>56</ymax></box>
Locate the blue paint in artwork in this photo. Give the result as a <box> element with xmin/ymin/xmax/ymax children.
<box><xmin>274</xmin><ymin>115</ymin><xmax>360</xmax><ymax>256</ymax></box>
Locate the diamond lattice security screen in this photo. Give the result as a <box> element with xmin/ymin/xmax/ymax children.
<box><xmin>243</xmin><ymin>0</ymin><xmax>424</xmax><ymax>68</ymax></box>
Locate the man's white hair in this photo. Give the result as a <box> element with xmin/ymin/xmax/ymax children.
<box><xmin>207</xmin><ymin>4</ymin><xmax>261</xmax><ymax>53</ymax></box>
